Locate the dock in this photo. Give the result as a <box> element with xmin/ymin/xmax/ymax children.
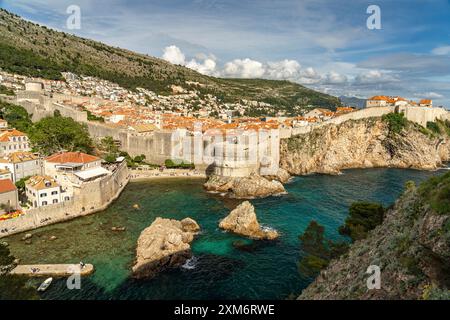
<box><xmin>10</xmin><ymin>264</ymin><xmax>94</xmax><ymax>277</ymax></box>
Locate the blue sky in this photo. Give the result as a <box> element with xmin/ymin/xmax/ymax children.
<box><xmin>1</xmin><ymin>0</ymin><xmax>450</xmax><ymax>107</ymax></box>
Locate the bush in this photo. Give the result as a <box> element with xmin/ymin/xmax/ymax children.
<box><xmin>0</xmin><ymin>85</ymin><xmax>14</xmax><ymax>96</ymax></box>
<box><xmin>339</xmin><ymin>202</ymin><xmax>385</xmax><ymax>242</ymax></box>
<box><xmin>164</xmin><ymin>159</ymin><xmax>194</xmax><ymax>169</ymax></box>
<box><xmin>426</xmin><ymin>121</ymin><xmax>441</xmax><ymax>134</ymax></box>
<box><xmin>382</xmin><ymin>113</ymin><xmax>407</xmax><ymax>134</ymax></box>
<box><xmin>418</xmin><ymin>171</ymin><xmax>450</xmax><ymax>215</ymax></box>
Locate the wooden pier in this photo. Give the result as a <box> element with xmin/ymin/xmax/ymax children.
<box><xmin>10</xmin><ymin>264</ymin><xmax>94</xmax><ymax>277</ymax></box>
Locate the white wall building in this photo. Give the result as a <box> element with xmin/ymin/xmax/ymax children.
<box><xmin>0</xmin><ymin>129</ymin><xmax>32</xmax><ymax>156</ymax></box>
<box><xmin>25</xmin><ymin>175</ymin><xmax>70</xmax><ymax>208</ymax></box>
<box><xmin>0</xmin><ymin>152</ymin><xmax>42</xmax><ymax>183</ymax></box>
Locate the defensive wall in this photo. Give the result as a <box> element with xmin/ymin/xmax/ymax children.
<box><xmin>0</xmin><ymin>161</ymin><xmax>129</xmax><ymax>238</ymax></box>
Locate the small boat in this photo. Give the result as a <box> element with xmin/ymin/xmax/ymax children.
<box><xmin>37</xmin><ymin>277</ymin><xmax>53</xmax><ymax>292</ymax></box>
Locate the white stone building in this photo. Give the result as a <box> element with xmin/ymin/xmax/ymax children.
<box><xmin>25</xmin><ymin>175</ymin><xmax>70</xmax><ymax>208</ymax></box>
<box><xmin>0</xmin><ymin>152</ymin><xmax>42</xmax><ymax>183</ymax></box>
<box><xmin>0</xmin><ymin>129</ymin><xmax>32</xmax><ymax>156</ymax></box>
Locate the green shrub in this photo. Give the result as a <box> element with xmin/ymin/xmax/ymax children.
<box><xmin>164</xmin><ymin>159</ymin><xmax>194</xmax><ymax>169</ymax></box>
<box><xmin>382</xmin><ymin>113</ymin><xmax>407</xmax><ymax>134</ymax></box>
<box><xmin>418</xmin><ymin>171</ymin><xmax>450</xmax><ymax>215</ymax></box>
<box><xmin>339</xmin><ymin>202</ymin><xmax>385</xmax><ymax>242</ymax></box>
<box><xmin>426</xmin><ymin>121</ymin><xmax>440</xmax><ymax>134</ymax></box>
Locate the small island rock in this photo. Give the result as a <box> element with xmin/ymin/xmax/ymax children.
<box><xmin>132</xmin><ymin>217</ymin><xmax>200</xmax><ymax>279</ymax></box>
<box><xmin>219</xmin><ymin>201</ymin><xmax>278</xmax><ymax>240</ymax></box>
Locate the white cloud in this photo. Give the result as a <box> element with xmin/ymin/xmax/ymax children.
<box><xmin>322</xmin><ymin>71</ymin><xmax>348</xmax><ymax>84</ymax></box>
<box><xmin>414</xmin><ymin>92</ymin><xmax>444</xmax><ymax>99</ymax></box>
<box><xmin>354</xmin><ymin>70</ymin><xmax>398</xmax><ymax>84</ymax></box>
<box><xmin>162</xmin><ymin>45</ymin><xmax>186</xmax><ymax>65</ymax></box>
<box><xmin>186</xmin><ymin>58</ymin><xmax>217</xmax><ymax>75</ymax></box>
<box><xmin>432</xmin><ymin>46</ymin><xmax>450</xmax><ymax>56</ymax></box>
<box><xmin>223</xmin><ymin>58</ymin><xmax>266</xmax><ymax>78</ymax></box>
<box><xmin>265</xmin><ymin>60</ymin><xmax>301</xmax><ymax>80</ymax></box>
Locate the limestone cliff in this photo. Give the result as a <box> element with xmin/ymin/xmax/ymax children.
<box><xmin>299</xmin><ymin>172</ymin><xmax>450</xmax><ymax>300</ymax></box>
<box><xmin>281</xmin><ymin>117</ymin><xmax>450</xmax><ymax>175</ymax></box>
<box><xmin>132</xmin><ymin>217</ymin><xmax>200</xmax><ymax>279</ymax></box>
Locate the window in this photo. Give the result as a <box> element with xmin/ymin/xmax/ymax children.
<box><xmin>64</xmin><ymin>196</ymin><xmax>70</xmax><ymax>201</ymax></box>
<box><xmin>40</xmin><ymin>193</ymin><xmax>47</xmax><ymax>198</ymax></box>
<box><xmin>52</xmin><ymin>199</ymin><xmax>58</xmax><ymax>204</ymax></box>
<box><xmin>51</xmin><ymin>191</ymin><xmax>58</xmax><ymax>195</ymax></box>
<box><xmin>42</xmin><ymin>201</ymin><xmax>48</xmax><ymax>206</ymax></box>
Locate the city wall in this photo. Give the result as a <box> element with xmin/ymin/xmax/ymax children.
<box><xmin>0</xmin><ymin>162</ymin><xmax>129</xmax><ymax>238</ymax></box>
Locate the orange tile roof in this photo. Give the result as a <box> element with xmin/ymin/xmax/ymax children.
<box><xmin>420</xmin><ymin>99</ymin><xmax>432</xmax><ymax>104</ymax></box>
<box><xmin>1</xmin><ymin>152</ymin><xmax>38</xmax><ymax>163</ymax></box>
<box><xmin>0</xmin><ymin>179</ymin><xmax>16</xmax><ymax>194</ymax></box>
<box><xmin>0</xmin><ymin>129</ymin><xmax>27</xmax><ymax>142</ymax></box>
<box><xmin>46</xmin><ymin>152</ymin><xmax>99</xmax><ymax>164</ymax></box>
<box><xmin>26</xmin><ymin>175</ymin><xmax>59</xmax><ymax>191</ymax></box>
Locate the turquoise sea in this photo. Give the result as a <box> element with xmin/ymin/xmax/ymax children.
<box><xmin>4</xmin><ymin>168</ymin><xmax>447</xmax><ymax>300</ymax></box>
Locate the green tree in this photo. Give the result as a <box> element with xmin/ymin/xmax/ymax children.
<box><xmin>28</xmin><ymin>116</ymin><xmax>93</xmax><ymax>155</ymax></box>
<box><xmin>0</xmin><ymin>101</ymin><xmax>33</xmax><ymax>132</ymax></box>
<box><xmin>338</xmin><ymin>202</ymin><xmax>385</xmax><ymax>242</ymax></box>
<box><xmin>100</xmin><ymin>136</ymin><xmax>119</xmax><ymax>154</ymax></box>
<box><xmin>298</xmin><ymin>221</ymin><xmax>349</xmax><ymax>277</ymax></box>
<box><xmin>382</xmin><ymin>112</ymin><xmax>407</xmax><ymax>135</ymax></box>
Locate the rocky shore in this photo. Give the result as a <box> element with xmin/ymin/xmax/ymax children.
<box><xmin>219</xmin><ymin>201</ymin><xmax>279</xmax><ymax>240</ymax></box>
<box><xmin>132</xmin><ymin>217</ymin><xmax>200</xmax><ymax>279</ymax></box>
<box><xmin>204</xmin><ymin>171</ymin><xmax>288</xmax><ymax>199</ymax></box>
<box><xmin>299</xmin><ymin>172</ymin><xmax>450</xmax><ymax>300</ymax></box>
<box><xmin>281</xmin><ymin>117</ymin><xmax>450</xmax><ymax>175</ymax></box>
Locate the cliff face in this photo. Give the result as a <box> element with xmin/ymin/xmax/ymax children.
<box><xmin>281</xmin><ymin>118</ymin><xmax>450</xmax><ymax>175</ymax></box>
<box><xmin>299</xmin><ymin>172</ymin><xmax>450</xmax><ymax>300</ymax></box>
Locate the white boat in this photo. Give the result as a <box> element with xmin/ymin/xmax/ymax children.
<box><xmin>37</xmin><ymin>277</ymin><xmax>53</xmax><ymax>292</ymax></box>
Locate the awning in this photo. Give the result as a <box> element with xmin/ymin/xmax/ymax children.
<box><xmin>74</xmin><ymin>167</ymin><xmax>111</xmax><ymax>181</ymax></box>
<box><xmin>55</xmin><ymin>163</ymin><xmax>84</xmax><ymax>169</ymax></box>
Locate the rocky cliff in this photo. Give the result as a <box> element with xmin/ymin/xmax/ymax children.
<box><xmin>299</xmin><ymin>172</ymin><xmax>450</xmax><ymax>300</ymax></box>
<box><xmin>281</xmin><ymin>117</ymin><xmax>450</xmax><ymax>175</ymax></box>
<box><xmin>132</xmin><ymin>217</ymin><xmax>200</xmax><ymax>279</ymax></box>
<box><xmin>204</xmin><ymin>172</ymin><xmax>287</xmax><ymax>199</ymax></box>
<box><xmin>219</xmin><ymin>201</ymin><xmax>279</xmax><ymax>240</ymax></box>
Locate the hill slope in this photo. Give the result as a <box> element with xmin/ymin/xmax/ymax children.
<box><xmin>0</xmin><ymin>9</ymin><xmax>340</xmax><ymax>111</ymax></box>
<box><xmin>299</xmin><ymin>171</ymin><xmax>450</xmax><ymax>300</ymax></box>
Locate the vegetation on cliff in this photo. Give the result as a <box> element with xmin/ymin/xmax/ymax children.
<box><xmin>298</xmin><ymin>202</ymin><xmax>385</xmax><ymax>278</ymax></box>
<box><xmin>0</xmin><ymin>8</ymin><xmax>340</xmax><ymax>112</ymax></box>
<box><xmin>281</xmin><ymin>116</ymin><xmax>450</xmax><ymax>175</ymax></box>
<box><xmin>299</xmin><ymin>172</ymin><xmax>450</xmax><ymax>300</ymax></box>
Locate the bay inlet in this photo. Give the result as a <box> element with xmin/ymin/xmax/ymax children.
<box><xmin>4</xmin><ymin>168</ymin><xmax>445</xmax><ymax>299</ymax></box>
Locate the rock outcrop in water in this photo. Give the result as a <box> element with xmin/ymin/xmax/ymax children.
<box><xmin>204</xmin><ymin>173</ymin><xmax>286</xmax><ymax>199</ymax></box>
<box><xmin>132</xmin><ymin>217</ymin><xmax>200</xmax><ymax>279</ymax></box>
<box><xmin>281</xmin><ymin>118</ymin><xmax>450</xmax><ymax>175</ymax></box>
<box><xmin>219</xmin><ymin>201</ymin><xmax>278</xmax><ymax>240</ymax></box>
<box><xmin>299</xmin><ymin>172</ymin><xmax>450</xmax><ymax>300</ymax></box>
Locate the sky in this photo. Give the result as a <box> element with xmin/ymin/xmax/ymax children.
<box><xmin>1</xmin><ymin>0</ymin><xmax>450</xmax><ymax>107</ymax></box>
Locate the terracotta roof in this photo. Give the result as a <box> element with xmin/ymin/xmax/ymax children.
<box><xmin>46</xmin><ymin>152</ymin><xmax>100</xmax><ymax>164</ymax></box>
<box><xmin>0</xmin><ymin>129</ymin><xmax>27</xmax><ymax>142</ymax></box>
<box><xmin>0</xmin><ymin>179</ymin><xmax>16</xmax><ymax>194</ymax></box>
<box><xmin>420</xmin><ymin>99</ymin><xmax>432</xmax><ymax>104</ymax></box>
<box><xmin>0</xmin><ymin>152</ymin><xmax>39</xmax><ymax>164</ymax></box>
<box><xmin>26</xmin><ymin>175</ymin><xmax>59</xmax><ymax>191</ymax></box>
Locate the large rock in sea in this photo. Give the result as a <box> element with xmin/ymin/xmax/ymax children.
<box><xmin>204</xmin><ymin>173</ymin><xmax>286</xmax><ymax>199</ymax></box>
<box><xmin>219</xmin><ymin>201</ymin><xmax>278</xmax><ymax>240</ymax></box>
<box><xmin>132</xmin><ymin>217</ymin><xmax>200</xmax><ymax>279</ymax></box>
